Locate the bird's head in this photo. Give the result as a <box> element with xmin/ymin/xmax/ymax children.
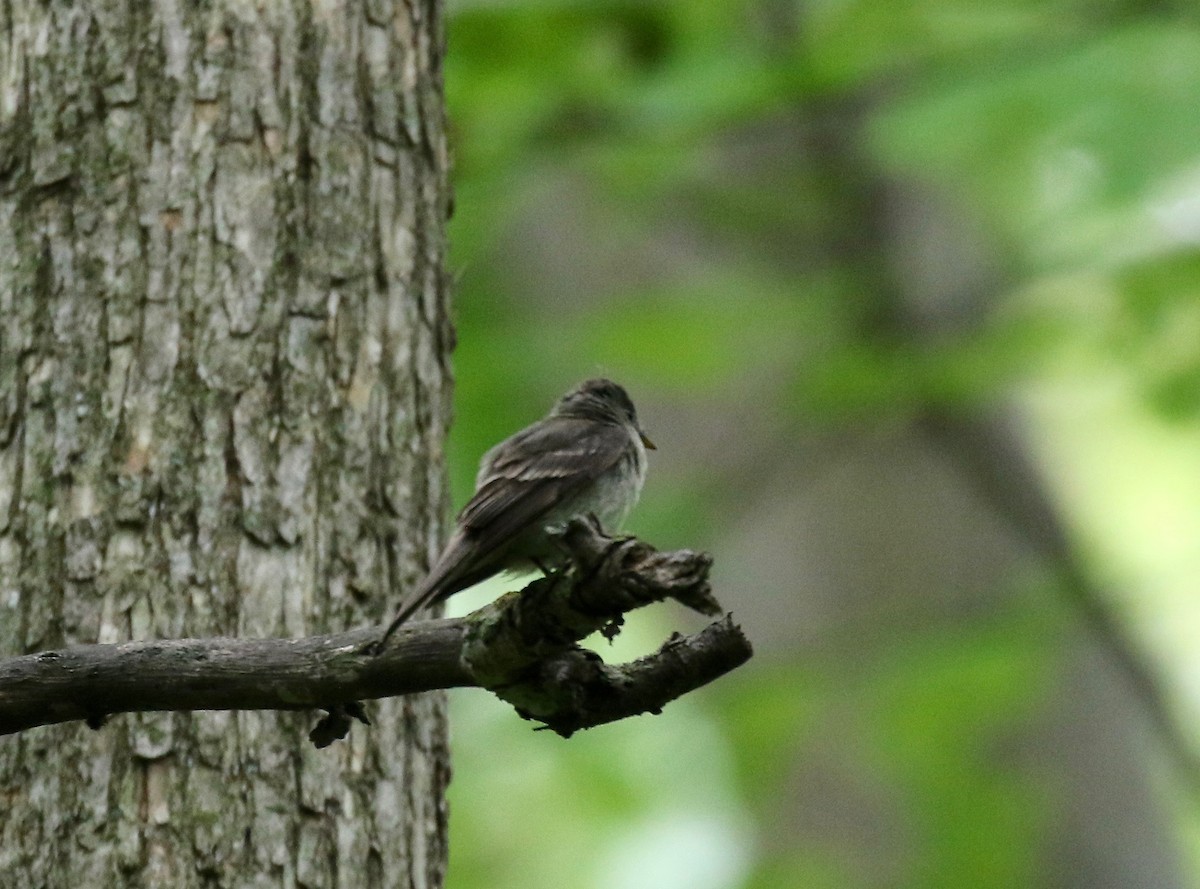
<box><xmin>553</xmin><ymin>378</ymin><xmax>656</xmax><ymax>449</ymax></box>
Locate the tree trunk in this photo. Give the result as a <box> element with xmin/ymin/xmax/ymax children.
<box><xmin>0</xmin><ymin>1</ymin><xmax>454</xmax><ymax>885</ymax></box>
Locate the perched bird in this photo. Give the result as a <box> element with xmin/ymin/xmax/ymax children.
<box><xmin>376</xmin><ymin>378</ymin><xmax>655</xmax><ymax>650</ymax></box>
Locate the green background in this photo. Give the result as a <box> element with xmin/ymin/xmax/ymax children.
<box><xmin>436</xmin><ymin>2</ymin><xmax>1200</xmax><ymax>887</ymax></box>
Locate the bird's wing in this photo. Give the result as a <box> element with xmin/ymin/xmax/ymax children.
<box><xmin>458</xmin><ymin>418</ymin><xmax>629</xmax><ymax>543</ymax></box>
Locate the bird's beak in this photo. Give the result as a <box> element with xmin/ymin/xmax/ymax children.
<box><xmin>639</xmin><ymin>430</ymin><xmax>657</xmax><ymax>450</ymax></box>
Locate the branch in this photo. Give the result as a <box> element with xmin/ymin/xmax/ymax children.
<box><xmin>0</xmin><ymin>519</ymin><xmax>752</xmax><ymax>744</ymax></box>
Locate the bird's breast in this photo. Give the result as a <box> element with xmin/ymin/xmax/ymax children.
<box><xmin>583</xmin><ymin>440</ymin><xmax>647</xmax><ymax>530</ymax></box>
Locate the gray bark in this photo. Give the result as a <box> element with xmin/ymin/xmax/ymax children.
<box><xmin>0</xmin><ymin>0</ymin><xmax>454</xmax><ymax>885</ymax></box>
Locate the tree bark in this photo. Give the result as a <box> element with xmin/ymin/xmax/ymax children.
<box><xmin>0</xmin><ymin>1</ymin><xmax>454</xmax><ymax>885</ymax></box>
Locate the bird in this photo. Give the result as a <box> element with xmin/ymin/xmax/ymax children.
<box><xmin>375</xmin><ymin>378</ymin><xmax>655</xmax><ymax>651</ymax></box>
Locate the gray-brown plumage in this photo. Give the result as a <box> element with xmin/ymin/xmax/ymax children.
<box><xmin>376</xmin><ymin>379</ymin><xmax>654</xmax><ymax>650</ymax></box>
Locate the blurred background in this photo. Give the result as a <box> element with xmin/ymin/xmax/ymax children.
<box><xmin>433</xmin><ymin>2</ymin><xmax>1200</xmax><ymax>887</ymax></box>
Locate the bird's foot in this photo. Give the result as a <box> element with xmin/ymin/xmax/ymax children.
<box><xmin>309</xmin><ymin>702</ymin><xmax>371</xmax><ymax>748</ymax></box>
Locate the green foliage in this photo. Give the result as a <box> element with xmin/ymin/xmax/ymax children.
<box><xmin>872</xmin><ymin>23</ymin><xmax>1200</xmax><ymax>268</ymax></box>
<box><xmin>857</xmin><ymin>619</ymin><xmax>1056</xmax><ymax>889</ymax></box>
<box><xmin>440</xmin><ymin>1</ymin><xmax>1200</xmax><ymax>887</ymax></box>
<box><xmin>802</xmin><ymin>0</ymin><xmax>1116</xmax><ymax>87</ymax></box>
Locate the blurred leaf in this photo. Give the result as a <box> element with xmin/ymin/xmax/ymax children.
<box><xmin>743</xmin><ymin>849</ymin><xmax>864</xmax><ymax>889</ymax></box>
<box><xmin>1116</xmin><ymin>251</ymin><xmax>1200</xmax><ymax>419</ymax></box>
<box><xmin>711</xmin><ymin>662</ymin><xmax>823</xmax><ymax>799</ymax></box>
<box><xmin>871</xmin><ymin>24</ymin><xmax>1200</xmax><ymax>269</ymax></box>
<box><xmin>804</xmin><ymin>0</ymin><xmax>1108</xmax><ymax>88</ymax></box>
<box><xmin>857</xmin><ymin>612</ymin><xmax>1059</xmax><ymax>888</ymax></box>
<box><xmin>793</xmin><ymin>310</ymin><xmax>1057</xmax><ymax>422</ymax></box>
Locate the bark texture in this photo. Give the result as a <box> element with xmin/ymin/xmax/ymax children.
<box><xmin>0</xmin><ymin>0</ymin><xmax>454</xmax><ymax>885</ymax></box>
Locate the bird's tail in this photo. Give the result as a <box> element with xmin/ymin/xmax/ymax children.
<box><xmin>374</xmin><ymin>531</ymin><xmax>493</xmax><ymax>653</ymax></box>
<box><xmin>375</xmin><ymin>578</ymin><xmax>440</xmax><ymax>652</ymax></box>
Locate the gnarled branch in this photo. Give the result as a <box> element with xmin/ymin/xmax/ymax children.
<box><xmin>0</xmin><ymin>519</ymin><xmax>752</xmax><ymax>745</ymax></box>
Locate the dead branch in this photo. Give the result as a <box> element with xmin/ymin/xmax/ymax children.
<box><xmin>0</xmin><ymin>519</ymin><xmax>752</xmax><ymax>745</ymax></box>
